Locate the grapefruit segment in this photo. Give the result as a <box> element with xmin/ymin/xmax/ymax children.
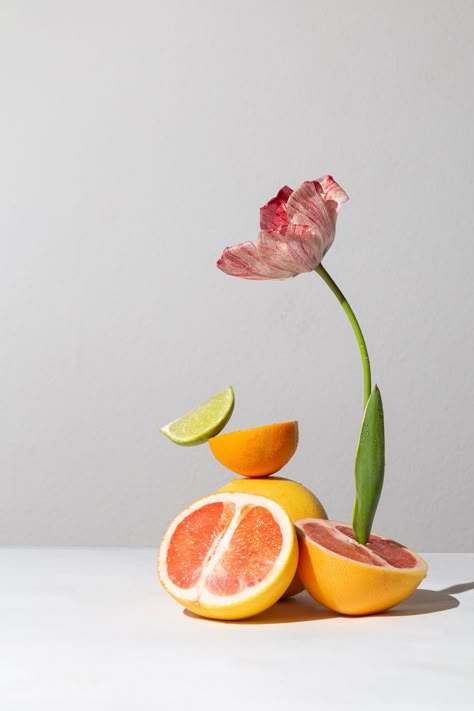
<box><xmin>159</xmin><ymin>493</ymin><xmax>298</xmax><ymax>619</ymax></box>
<box><xmin>166</xmin><ymin>501</ymin><xmax>234</xmax><ymax>589</ymax></box>
<box><xmin>217</xmin><ymin>477</ymin><xmax>327</xmax><ymax>597</ymax></box>
<box><xmin>336</xmin><ymin>524</ymin><xmax>418</xmax><ymax>568</ymax></box>
<box><xmin>295</xmin><ymin>519</ymin><xmax>428</xmax><ymax>615</ymax></box>
<box><xmin>206</xmin><ymin>505</ymin><xmax>283</xmax><ymax>596</ymax></box>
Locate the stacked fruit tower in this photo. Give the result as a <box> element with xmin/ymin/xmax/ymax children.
<box><xmin>158</xmin><ymin>387</ymin><xmax>427</xmax><ymax>620</ymax></box>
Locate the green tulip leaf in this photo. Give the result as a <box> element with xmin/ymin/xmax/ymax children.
<box><xmin>352</xmin><ymin>385</ymin><xmax>385</xmax><ymax>544</ymax></box>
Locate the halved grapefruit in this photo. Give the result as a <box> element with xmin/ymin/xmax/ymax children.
<box><xmin>158</xmin><ymin>493</ymin><xmax>298</xmax><ymax>620</ymax></box>
<box><xmin>296</xmin><ymin>519</ymin><xmax>428</xmax><ymax>615</ymax></box>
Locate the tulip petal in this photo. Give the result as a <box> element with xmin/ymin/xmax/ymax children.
<box><xmin>260</xmin><ymin>186</ymin><xmax>292</xmax><ymax>230</ymax></box>
<box><xmin>317</xmin><ymin>175</ymin><xmax>349</xmax><ymax>211</ymax></box>
<box><xmin>217</xmin><ymin>242</ymin><xmax>294</xmax><ymax>280</ymax></box>
<box><xmin>257</xmin><ymin>226</ymin><xmax>325</xmax><ymax>274</ymax></box>
<box><xmin>314</xmin><ymin>175</ymin><xmax>349</xmax><ymax>227</ymax></box>
<box><xmin>286</xmin><ymin>181</ymin><xmax>334</xmax><ymax>238</ymax></box>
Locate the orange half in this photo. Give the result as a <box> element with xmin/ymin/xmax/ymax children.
<box><xmin>208</xmin><ymin>421</ymin><xmax>298</xmax><ymax>477</ymax></box>
<box><xmin>296</xmin><ymin>519</ymin><xmax>428</xmax><ymax>615</ymax></box>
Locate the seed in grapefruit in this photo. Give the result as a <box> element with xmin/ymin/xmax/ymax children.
<box><xmin>295</xmin><ymin>519</ymin><xmax>428</xmax><ymax>615</ymax></box>
<box><xmin>217</xmin><ymin>476</ymin><xmax>327</xmax><ymax>598</ymax></box>
<box><xmin>158</xmin><ymin>493</ymin><xmax>298</xmax><ymax>620</ymax></box>
<box><xmin>208</xmin><ymin>421</ymin><xmax>298</xmax><ymax>477</ymax></box>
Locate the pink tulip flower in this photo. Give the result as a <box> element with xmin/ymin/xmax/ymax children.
<box><xmin>217</xmin><ymin>176</ymin><xmax>349</xmax><ymax>280</ymax></box>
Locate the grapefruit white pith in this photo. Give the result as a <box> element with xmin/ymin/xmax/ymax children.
<box><xmin>217</xmin><ymin>477</ymin><xmax>327</xmax><ymax>597</ymax></box>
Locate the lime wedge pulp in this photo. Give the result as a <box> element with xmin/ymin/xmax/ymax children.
<box><xmin>160</xmin><ymin>386</ymin><xmax>235</xmax><ymax>446</ymax></box>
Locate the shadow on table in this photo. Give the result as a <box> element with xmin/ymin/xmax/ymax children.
<box><xmin>383</xmin><ymin>581</ymin><xmax>473</xmax><ymax>617</ymax></box>
<box><xmin>183</xmin><ymin>582</ymin><xmax>473</xmax><ymax>624</ymax></box>
<box><xmin>184</xmin><ymin>593</ymin><xmax>336</xmax><ymax>624</ymax></box>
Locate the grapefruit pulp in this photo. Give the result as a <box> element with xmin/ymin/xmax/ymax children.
<box><xmin>217</xmin><ymin>477</ymin><xmax>327</xmax><ymax>597</ymax></box>
<box><xmin>296</xmin><ymin>519</ymin><xmax>428</xmax><ymax>615</ymax></box>
<box><xmin>159</xmin><ymin>493</ymin><xmax>298</xmax><ymax>620</ymax></box>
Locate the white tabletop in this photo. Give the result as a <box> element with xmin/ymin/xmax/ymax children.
<box><xmin>1</xmin><ymin>549</ymin><xmax>472</xmax><ymax>710</ymax></box>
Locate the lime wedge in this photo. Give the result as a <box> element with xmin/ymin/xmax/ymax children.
<box><xmin>160</xmin><ymin>386</ymin><xmax>235</xmax><ymax>446</ymax></box>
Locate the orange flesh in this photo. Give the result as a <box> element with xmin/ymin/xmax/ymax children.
<box><xmin>208</xmin><ymin>421</ymin><xmax>298</xmax><ymax>477</ymax></box>
<box><xmin>302</xmin><ymin>522</ymin><xmax>418</xmax><ymax>569</ymax></box>
<box><xmin>167</xmin><ymin>503</ymin><xmax>283</xmax><ymax>595</ymax></box>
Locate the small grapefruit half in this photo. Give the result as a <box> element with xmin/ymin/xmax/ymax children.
<box><xmin>296</xmin><ymin>519</ymin><xmax>428</xmax><ymax>615</ymax></box>
<box><xmin>217</xmin><ymin>477</ymin><xmax>327</xmax><ymax>597</ymax></box>
<box><xmin>159</xmin><ymin>493</ymin><xmax>298</xmax><ymax>620</ymax></box>
<box><xmin>208</xmin><ymin>421</ymin><xmax>298</xmax><ymax>477</ymax></box>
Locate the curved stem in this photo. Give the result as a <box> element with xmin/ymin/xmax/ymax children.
<box><xmin>314</xmin><ymin>264</ymin><xmax>372</xmax><ymax>407</ymax></box>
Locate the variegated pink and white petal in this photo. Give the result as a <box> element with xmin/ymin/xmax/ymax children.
<box><xmin>286</xmin><ymin>181</ymin><xmax>335</xmax><ymax>243</ymax></box>
<box><xmin>216</xmin><ymin>241</ymin><xmax>295</xmax><ymax>280</ymax></box>
<box><xmin>257</xmin><ymin>226</ymin><xmax>326</xmax><ymax>275</ymax></box>
<box><xmin>259</xmin><ymin>186</ymin><xmax>293</xmax><ymax>231</ymax></box>
<box><xmin>217</xmin><ymin>176</ymin><xmax>347</xmax><ymax>281</ymax></box>
<box><xmin>315</xmin><ymin>175</ymin><xmax>349</xmax><ymax>225</ymax></box>
<box><xmin>316</xmin><ymin>175</ymin><xmax>349</xmax><ymax>210</ymax></box>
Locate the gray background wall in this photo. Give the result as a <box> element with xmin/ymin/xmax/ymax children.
<box><xmin>1</xmin><ymin>0</ymin><xmax>473</xmax><ymax>551</ymax></box>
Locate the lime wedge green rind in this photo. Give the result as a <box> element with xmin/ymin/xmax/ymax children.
<box><xmin>160</xmin><ymin>386</ymin><xmax>235</xmax><ymax>446</ymax></box>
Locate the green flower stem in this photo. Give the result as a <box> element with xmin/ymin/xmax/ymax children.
<box><xmin>314</xmin><ymin>264</ymin><xmax>372</xmax><ymax>408</ymax></box>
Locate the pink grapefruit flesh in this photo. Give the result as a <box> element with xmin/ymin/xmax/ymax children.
<box><xmin>296</xmin><ymin>519</ymin><xmax>428</xmax><ymax>615</ymax></box>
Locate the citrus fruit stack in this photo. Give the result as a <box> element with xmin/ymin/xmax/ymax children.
<box><xmin>158</xmin><ymin>387</ymin><xmax>427</xmax><ymax>620</ymax></box>
<box><xmin>210</xmin><ymin>421</ymin><xmax>327</xmax><ymax>598</ymax></box>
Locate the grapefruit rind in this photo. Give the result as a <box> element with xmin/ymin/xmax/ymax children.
<box><xmin>216</xmin><ymin>477</ymin><xmax>327</xmax><ymax>522</ymax></box>
<box><xmin>295</xmin><ymin>519</ymin><xmax>428</xmax><ymax>616</ymax></box>
<box><xmin>159</xmin><ymin>493</ymin><xmax>298</xmax><ymax>620</ymax></box>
